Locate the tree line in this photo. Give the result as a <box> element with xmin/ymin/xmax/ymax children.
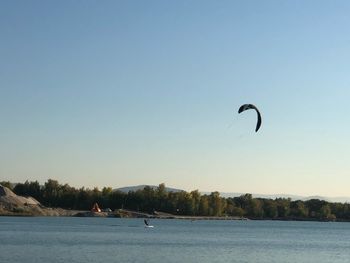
<box><xmin>2</xmin><ymin>179</ymin><xmax>350</xmax><ymax>221</ymax></box>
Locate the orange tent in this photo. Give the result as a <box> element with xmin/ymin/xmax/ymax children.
<box><xmin>91</xmin><ymin>202</ymin><xmax>101</xmax><ymax>212</ymax></box>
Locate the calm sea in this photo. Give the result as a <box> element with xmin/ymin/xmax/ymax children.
<box><xmin>1</xmin><ymin>217</ymin><xmax>350</xmax><ymax>263</ymax></box>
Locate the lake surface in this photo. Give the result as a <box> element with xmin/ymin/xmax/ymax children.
<box><xmin>1</xmin><ymin>217</ymin><xmax>350</xmax><ymax>263</ymax></box>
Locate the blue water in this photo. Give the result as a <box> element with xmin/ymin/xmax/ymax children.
<box><xmin>1</xmin><ymin>217</ymin><xmax>350</xmax><ymax>263</ymax></box>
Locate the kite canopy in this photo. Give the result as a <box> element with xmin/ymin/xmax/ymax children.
<box><xmin>238</xmin><ymin>104</ymin><xmax>262</xmax><ymax>132</ymax></box>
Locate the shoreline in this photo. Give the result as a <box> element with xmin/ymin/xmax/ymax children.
<box><xmin>0</xmin><ymin>208</ymin><xmax>346</xmax><ymax>222</ymax></box>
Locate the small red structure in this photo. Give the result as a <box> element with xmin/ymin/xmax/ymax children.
<box><xmin>91</xmin><ymin>202</ymin><xmax>101</xmax><ymax>212</ymax></box>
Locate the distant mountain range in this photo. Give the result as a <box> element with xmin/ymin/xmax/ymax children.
<box><xmin>115</xmin><ymin>185</ymin><xmax>350</xmax><ymax>203</ymax></box>
<box><xmin>115</xmin><ymin>185</ymin><xmax>183</xmax><ymax>193</ymax></box>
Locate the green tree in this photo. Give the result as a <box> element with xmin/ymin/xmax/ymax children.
<box><xmin>199</xmin><ymin>195</ymin><xmax>209</xmax><ymax>215</ymax></box>
<box><xmin>305</xmin><ymin>199</ymin><xmax>328</xmax><ymax>218</ymax></box>
<box><xmin>225</xmin><ymin>198</ymin><xmax>244</xmax><ymax>216</ymax></box>
<box><xmin>248</xmin><ymin>199</ymin><xmax>264</xmax><ymax>218</ymax></box>
<box><xmin>190</xmin><ymin>190</ymin><xmax>201</xmax><ymax>215</ymax></box>
<box><xmin>320</xmin><ymin>204</ymin><xmax>335</xmax><ymax>220</ymax></box>
<box><xmin>42</xmin><ymin>179</ymin><xmax>61</xmax><ymax>206</ymax></box>
<box><xmin>263</xmin><ymin>199</ymin><xmax>278</xmax><ymax>218</ymax></box>
<box><xmin>208</xmin><ymin>192</ymin><xmax>226</xmax><ymax>216</ymax></box>
<box><xmin>276</xmin><ymin>198</ymin><xmax>291</xmax><ymax>217</ymax></box>
<box><xmin>290</xmin><ymin>201</ymin><xmax>308</xmax><ymax>218</ymax></box>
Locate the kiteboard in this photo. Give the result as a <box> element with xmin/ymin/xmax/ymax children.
<box><xmin>144</xmin><ymin>219</ymin><xmax>154</xmax><ymax>228</ymax></box>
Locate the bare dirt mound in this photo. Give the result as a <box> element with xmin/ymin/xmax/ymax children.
<box><xmin>0</xmin><ymin>185</ymin><xmax>40</xmax><ymax>206</ymax></box>
<box><xmin>0</xmin><ymin>184</ymin><xmax>82</xmax><ymax>216</ymax></box>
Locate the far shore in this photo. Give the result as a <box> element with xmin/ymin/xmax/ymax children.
<box><xmin>0</xmin><ymin>208</ymin><xmax>246</xmax><ymax>220</ymax></box>
<box><xmin>1</xmin><ymin>184</ymin><xmax>348</xmax><ymax>222</ymax></box>
<box><xmin>1</xmin><ymin>208</ymin><xmax>346</xmax><ymax>222</ymax></box>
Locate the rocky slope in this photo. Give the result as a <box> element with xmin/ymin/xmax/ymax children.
<box><xmin>0</xmin><ymin>184</ymin><xmax>77</xmax><ymax>216</ymax></box>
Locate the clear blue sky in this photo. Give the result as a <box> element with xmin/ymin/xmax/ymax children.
<box><xmin>1</xmin><ymin>1</ymin><xmax>350</xmax><ymax>196</ymax></box>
